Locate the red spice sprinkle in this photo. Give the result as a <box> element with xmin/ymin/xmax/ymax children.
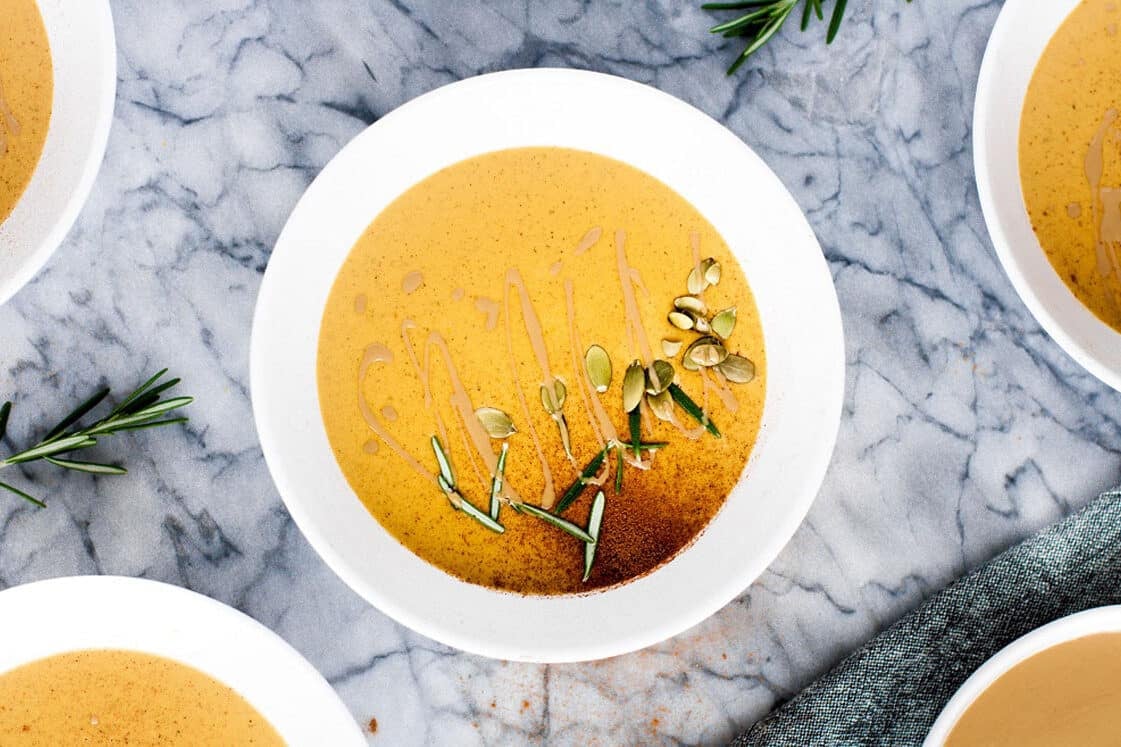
<box><xmin>368</xmin><ymin>717</ymin><xmax>378</xmax><ymax>734</ymax></box>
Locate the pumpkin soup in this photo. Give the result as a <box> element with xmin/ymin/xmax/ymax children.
<box><xmin>0</xmin><ymin>649</ymin><xmax>283</xmax><ymax>745</ymax></box>
<box><xmin>1020</xmin><ymin>0</ymin><xmax>1121</xmax><ymax>331</ymax></box>
<box><xmin>0</xmin><ymin>0</ymin><xmax>52</xmax><ymax>224</ymax></box>
<box><xmin>318</xmin><ymin>147</ymin><xmax>766</xmax><ymax>594</ymax></box>
<box><xmin>945</xmin><ymin>632</ymin><xmax>1121</xmax><ymax>747</ymax></box>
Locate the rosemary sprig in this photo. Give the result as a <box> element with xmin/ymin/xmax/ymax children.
<box><xmin>704</xmin><ymin>0</ymin><xmax>912</xmax><ymax>74</ymax></box>
<box><xmin>615</xmin><ymin>446</ymin><xmax>624</xmax><ymax>493</ymax></box>
<box><xmin>667</xmin><ymin>383</ymin><xmax>721</xmax><ymax>438</ymax></box>
<box><xmin>0</xmin><ymin>370</ymin><xmax>192</xmax><ymax>506</ymax></box>
<box><xmin>430</xmin><ymin>435</ymin><xmax>505</xmax><ymax>534</ymax></box>
<box><xmin>583</xmin><ymin>490</ymin><xmax>606</xmax><ymax>582</ymax></box>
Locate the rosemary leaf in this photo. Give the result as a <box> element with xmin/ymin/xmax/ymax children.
<box><xmin>110</xmin><ymin>417</ymin><xmax>189</xmax><ymax>433</ymax></box>
<box><xmin>489</xmin><ymin>442</ymin><xmax>509</xmax><ymax>521</ymax></box>
<box><xmin>460</xmin><ymin>495</ymin><xmax>505</xmax><ymax>534</ymax></box>
<box><xmin>109</xmin><ymin>368</ymin><xmax>169</xmax><ymax>416</ymax></box>
<box><xmin>44</xmin><ymin>457</ymin><xmax>127</xmax><ymax>475</ymax></box>
<box><xmin>555</xmin><ymin>447</ymin><xmax>608</xmax><ymax>514</ymax></box>
<box><xmin>615</xmin><ymin>446</ymin><xmax>624</xmax><ymax>494</ymax></box>
<box><xmin>826</xmin><ymin>0</ymin><xmax>847</xmax><ymax>43</ymax></box>
<box><xmin>430</xmin><ymin>436</ymin><xmax>456</xmax><ymax>488</ymax></box>
<box><xmin>583</xmin><ymin>490</ymin><xmax>606</xmax><ymax>582</ymax></box>
<box><xmin>0</xmin><ymin>401</ymin><xmax>9</xmax><ymax>443</ymax></box>
<box><xmin>0</xmin><ymin>480</ymin><xmax>45</xmax><ymax>508</ymax></box>
<box><xmin>667</xmin><ymin>384</ymin><xmax>721</xmax><ymax>438</ymax></box>
<box><xmin>518</xmin><ymin>503</ymin><xmax>595</xmax><ymax>543</ymax></box>
<box><xmin>3</xmin><ymin>434</ymin><xmax>97</xmax><ymax>464</ymax></box>
<box><xmin>628</xmin><ymin>408</ymin><xmax>642</xmax><ymax>459</ymax></box>
<box><xmin>44</xmin><ymin>388</ymin><xmax>110</xmax><ymax>442</ymax></box>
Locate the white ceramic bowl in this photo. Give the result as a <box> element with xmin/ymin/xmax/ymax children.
<box><xmin>0</xmin><ymin>0</ymin><xmax>117</xmax><ymax>305</ymax></box>
<box><xmin>252</xmin><ymin>69</ymin><xmax>844</xmax><ymax>663</ymax></box>
<box><xmin>974</xmin><ymin>0</ymin><xmax>1121</xmax><ymax>390</ymax></box>
<box><xmin>925</xmin><ymin>605</ymin><xmax>1121</xmax><ymax>745</ymax></box>
<box><xmin>0</xmin><ymin>576</ymin><xmax>365</xmax><ymax>745</ymax></box>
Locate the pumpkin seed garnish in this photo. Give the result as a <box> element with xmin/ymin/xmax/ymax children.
<box><xmin>475</xmin><ymin>407</ymin><xmax>516</xmax><ymax>439</ymax></box>
<box><xmin>711</xmin><ymin>307</ymin><xmax>737</xmax><ymax>340</ymax></box>
<box><xmin>685</xmin><ymin>336</ymin><xmax>729</xmax><ymax>368</ymax></box>
<box><xmin>673</xmin><ymin>295</ymin><xmax>707</xmax><ymax>315</ymax></box>
<box><xmin>540</xmin><ymin>379</ymin><xmax>574</xmax><ymax>460</ymax></box>
<box><xmin>667</xmin><ymin>384</ymin><xmax>721</xmax><ymax>438</ymax></box>
<box><xmin>622</xmin><ymin>361</ymin><xmax>646</xmax><ymax>413</ymax></box>
<box><xmin>704</xmin><ymin>258</ymin><xmax>722</xmax><ymax>286</ymax></box>
<box><xmin>687</xmin><ymin>264</ymin><xmax>707</xmax><ymax>294</ymax></box>
<box><xmin>668</xmin><ymin>311</ymin><xmax>694</xmax><ymax>330</ymax></box>
<box><xmin>584</xmin><ymin>345</ymin><xmax>612</xmax><ymax>393</ymax></box>
<box><xmin>583</xmin><ymin>490</ymin><xmax>606</xmax><ymax>582</ymax></box>
<box><xmin>693</xmin><ymin>315</ymin><xmax>712</xmax><ymax>334</ymax></box>
<box><xmin>662</xmin><ymin>339</ymin><xmax>682</xmax><ymax>357</ymax></box>
<box><xmin>681</xmin><ymin>354</ymin><xmax>700</xmax><ymax>372</ymax></box>
<box><xmin>646</xmin><ymin>359</ymin><xmax>675</xmax><ymax>395</ymax></box>
<box><xmin>718</xmin><ymin>353</ymin><xmax>756</xmax><ymax>384</ymax></box>
<box><xmin>647</xmin><ymin>389</ymin><xmax>675</xmax><ymax>421</ymax></box>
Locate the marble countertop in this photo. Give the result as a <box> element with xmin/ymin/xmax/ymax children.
<box><xmin>3</xmin><ymin>0</ymin><xmax>1119</xmax><ymax>744</ymax></box>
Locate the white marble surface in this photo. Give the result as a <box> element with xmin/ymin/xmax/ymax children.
<box><xmin>2</xmin><ymin>0</ymin><xmax>1119</xmax><ymax>744</ymax></box>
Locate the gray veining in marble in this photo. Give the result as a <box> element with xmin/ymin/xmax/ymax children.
<box><xmin>2</xmin><ymin>0</ymin><xmax>1118</xmax><ymax>744</ymax></box>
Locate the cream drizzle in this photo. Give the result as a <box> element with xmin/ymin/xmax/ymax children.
<box><xmin>363</xmin><ymin>439</ymin><xmax>380</xmax><ymax>455</ymax></box>
<box><xmin>503</xmin><ymin>267</ymin><xmax>559</xmax><ymax>508</ymax></box>
<box><xmin>380</xmin><ymin>404</ymin><xmax>398</xmax><ymax>422</ymax></box>
<box><xmin>614</xmin><ymin>230</ymin><xmax>654</xmax><ymax>364</ymax></box>
<box><xmin>574</xmin><ymin>227</ymin><xmax>603</xmax><ymax>255</ymax></box>
<box><xmin>703</xmin><ymin>366</ymin><xmax>739</xmax><ymax>414</ymax></box>
<box><xmin>474</xmin><ymin>297</ymin><xmax>500</xmax><ymax>330</ymax></box>
<box><xmin>564</xmin><ymin>278</ymin><xmax>615</xmax><ymax>450</ymax></box>
<box><xmin>357</xmin><ymin>344</ymin><xmax>438</xmax><ymax>489</ymax></box>
<box><xmin>451</xmin><ymin>287</ymin><xmax>465</xmax><ymax>302</ymax></box>
<box><xmin>549</xmin><ymin>261</ymin><xmax>563</xmax><ymax>277</ymax></box>
<box><xmin>354</xmin><ymin>294</ymin><xmax>367</xmax><ymax>314</ymax></box>
<box><xmin>1085</xmin><ymin>109</ymin><xmax>1121</xmax><ymax>278</ymax></box>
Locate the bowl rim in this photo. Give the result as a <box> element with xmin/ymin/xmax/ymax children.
<box><xmin>0</xmin><ymin>0</ymin><xmax>118</xmax><ymax>306</ymax></box>
<box><xmin>251</xmin><ymin>68</ymin><xmax>845</xmax><ymax>662</ymax></box>
<box><xmin>0</xmin><ymin>575</ymin><xmax>365</xmax><ymax>744</ymax></box>
<box><xmin>973</xmin><ymin>0</ymin><xmax>1121</xmax><ymax>392</ymax></box>
<box><xmin>924</xmin><ymin>605</ymin><xmax>1121</xmax><ymax>745</ymax></box>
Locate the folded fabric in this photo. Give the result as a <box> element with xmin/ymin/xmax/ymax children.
<box><xmin>733</xmin><ymin>489</ymin><xmax>1121</xmax><ymax>746</ymax></box>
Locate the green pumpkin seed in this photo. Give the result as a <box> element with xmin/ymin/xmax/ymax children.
<box><xmin>662</xmin><ymin>339</ymin><xmax>682</xmax><ymax>357</ymax></box>
<box><xmin>673</xmin><ymin>296</ymin><xmax>707</xmax><ymax>315</ymax></box>
<box><xmin>693</xmin><ymin>315</ymin><xmax>711</xmax><ymax>334</ymax></box>
<box><xmin>718</xmin><ymin>353</ymin><xmax>756</xmax><ymax>384</ymax></box>
<box><xmin>540</xmin><ymin>384</ymin><xmax>558</xmax><ymax>415</ymax></box>
<box><xmin>687</xmin><ymin>265</ymin><xmax>707</xmax><ymax>294</ymax></box>
<box><xmin>553</xmin><ymin>379</ymin><xmax>567</xmax><ymax>409</ymax></box>
<box><xmin>647</xmin><ymin>389</ymin><xmax>675</xmax><ymax>421</ymax></box>
<box><xmin>475</xmin><ymin>407</ymin><xmax>517</xmax><ymax>439</ymax></box>
<box><xmin>685</xmin><ymin>336</ymin><xmax>728</xmax><ymax>368</ymax></box>
<box><xmin>584</xmin><ymin>345</ymin><xmax>612</xmax><ymax>393</ymax></box>
<box><xmin>668</xmin><ymin>311</ymin><xmax>694</xmax><ymax>330</ymax></box>
<box><xmin>711</xmin><ymin>307</ymin><xmax>737</xmax><ymax>340</ymax></box>
<box><xmin>703</xmin><ymin>258</ymin><xmax>722</xmax><ymax>286</ymax></box>
<box><xmin>646</xmin><ymin>359</ymin><xmax>675</xmax><ymax>395</ymax></box>
<box><xmin>681</xmin><ymin>354</ymin><xmax>700</xmax><ymax>372</ymax></box>
<box><xmin>622</xmin><ymin>361</ymin><xmax>645</xmax><ymax>413</ymax></box>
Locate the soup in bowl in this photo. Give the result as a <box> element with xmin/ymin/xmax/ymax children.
<box><xmin>252</xmin><ymin>69</ymin><xmax>844</xmax><ymax>662</ymax></box>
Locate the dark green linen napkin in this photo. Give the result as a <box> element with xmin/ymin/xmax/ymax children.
<box><xmin>734</xmin><ymin>490</ymin><xmax>1121</xmax><ymax>747</ymax></box>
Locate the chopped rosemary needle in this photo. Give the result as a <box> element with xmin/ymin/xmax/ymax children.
<box><xmin>489</xmin><ymin>441</ymin><xmax>509</xmax><ymax>521</ymax></box>
<box><xmin>583</xmin><ymin>490</ymin><xmax>606</xmax><ymax>582</ymax></box>
<box><xmin>628</xmin><ymin>408</ymin><xmax>642</xmax><ymax>459</ymax></box>
<box><xmin>667</xmin><ymin>383</ymin><xmax>721</xmax><ymax>438</ymax></box>
<box><xmin>555</xmin><ymin>447</ymin><xmax>608</xmax><ymax>514</ymax></box>
<box><xmin>516</xmin><ymin>502</ymin><xmax>594</xmax><ymax>543</ymax></box>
